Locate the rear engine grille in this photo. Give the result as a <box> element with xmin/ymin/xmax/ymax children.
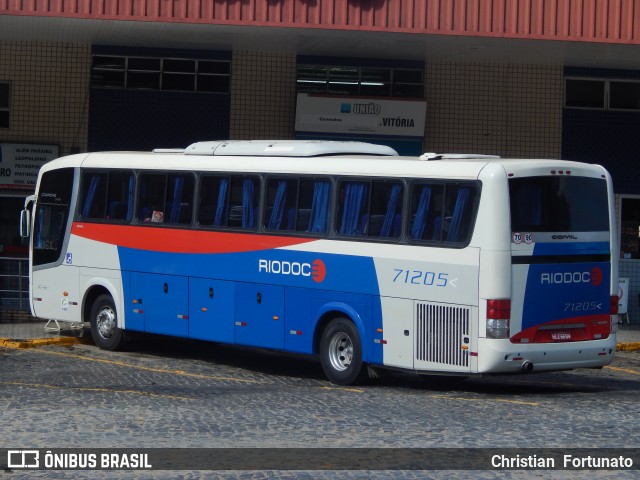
<box><xmin>416</xmin><ymin>302</ymin><xmax>470</xmax><ymax>367</ymax></box>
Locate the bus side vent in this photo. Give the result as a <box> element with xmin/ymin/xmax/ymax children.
<box><xmin>416</xmin><ymin>302</ymin><xmax>470</xmax><ymax>367</ymax></box>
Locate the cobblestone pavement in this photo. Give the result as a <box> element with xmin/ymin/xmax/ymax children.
<box><xmin>1</xmin><ymin>336</ymin><xmax>639</xmax><ymax>479</ymax></box>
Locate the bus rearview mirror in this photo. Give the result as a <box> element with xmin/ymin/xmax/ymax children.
<box><xmin>20</xmin><ymin>209</ymin><xmax>31</xmax><ymax>238</ymax></box>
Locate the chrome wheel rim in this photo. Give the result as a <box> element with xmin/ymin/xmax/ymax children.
<box><xmin>327</xmin><ymin>331</ymin><xmax>354</xmax><ymax>372</ymax></box>
<box><xmin>96</xmin><ymin>306</ymin><xmax>116</xmax><ymax>339</ymax></box>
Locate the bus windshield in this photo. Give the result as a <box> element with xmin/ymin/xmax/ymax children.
<box><xmin>32</xmin><ymin>167</ymin><xmax>74</xmax><ymax>266</ymax></box>
<box><xmin>509</xmin><ymin>176</ymin><xmax>609</xmax><ymax>232</ymax></box>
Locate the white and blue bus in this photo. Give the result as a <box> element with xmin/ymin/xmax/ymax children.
<box><xmin>20</xmin><ymin>140</ymin><xmax>619</xmax><ymax>385</ymax></box>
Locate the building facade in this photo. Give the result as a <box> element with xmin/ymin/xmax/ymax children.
<box><xmin>1</xmin><ymin>0</ymin><xmax>640</xmax><ymax>319</ymax></box>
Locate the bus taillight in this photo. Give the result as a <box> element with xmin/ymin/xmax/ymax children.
<box><xmin>610</xmin><ymin>295</ymin><xmax>619</xmax><ymax>315</ymax></box>
<box><xmin>486</xmin><ymin>299</ymin><xmax>511</xmax><ymax>339</ymax></box>
<box><xmin>610</xmin><ymin>295</ymin><xmax>620</xmax><ymax>334</ymax></box>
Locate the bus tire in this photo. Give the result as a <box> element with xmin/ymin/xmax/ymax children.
<box><xmin>90</xmin><ymin>294</ymin><xmax>125</xmax><ymax>351</ymax></box>
<box><xmin>320</xmin><ymin>317</ymin><xmax>367</xmax><ymax>385</ymax></box>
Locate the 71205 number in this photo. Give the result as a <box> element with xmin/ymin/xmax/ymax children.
<box><xmin>393</xmin><ymin>269</ymin><xmax>448</xmax><ymax>287</ymax></box>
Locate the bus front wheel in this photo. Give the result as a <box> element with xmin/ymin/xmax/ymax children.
<box><xmin>320</xmin><ymin>318</ymin><xmax>367</xmax><ymax>385</ymax></box>
<box><xmin>90</xmin><ymin>294</ymin><xmax>125</xmax><ymax>351</ymax></box>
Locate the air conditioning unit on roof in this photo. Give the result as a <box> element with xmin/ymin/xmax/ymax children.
<box><xmin>182</xmin><ymin>140</ymin><xmax>398</xmax><ymax>157</ymax></box>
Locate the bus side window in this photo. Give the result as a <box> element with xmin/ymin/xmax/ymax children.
<box><xmin>444</xmin><ymin>184</ymin><xmax>477</xmax><ymax>243</ymax></box>
<box><xmin>409</xmin><ymin>183</ymin><xmax>444</xmax><ymax>241</ymax></box>
<box><xmin>445</xmin><ymin>186</ymin><xmax>470</xmax><ymax>242</ymax></box>
<box><xmin>370</xmin><ymin>181</ymin><xmax>403</xmax><ymax>238</ymax></box>
<box><xmin>80</xmin><ymin>172</ymin><xmax>108</xmax><ymax>219</ymax></box>
<box><xmin>337</xmin><ymin>179</ymin><xmax>402</xmax><ymax>239</ymax></box>
<box><xmin>228</xmin><ymin>176</ymin><xmax>259</xmax><ymax>229</ymax></box>
<box><xmin>81</xmin><ymin>170</ymin><xmax>135</xmax><ymax>222</ymax></box>
<box><xmin>265</xmin><ymin>178</ymin><xmax>298</xmax><ymax>231</ymax></box>
<box><xmin>300</xmin><ymin>179</ymin><xmax>330</xmax><ymax>234</ymax></box>
<box><xmin>138</xmin><ymin>173</ymin><xmax>167</xmax><ymax>223</ymax></box>
<box><xmin>166</xmin><ymin>173</ymin><xmax>195</xmax><ymax>225</ymax></box>
<box><xmin>106</xmin><ymin>171</ymin><xmax>134</xmax><ymax>222</ymax></box>
<box><xmin>198</xmin><ymin>175</ymin><xmax>230</xmax><ymax>227</ymax></box>
<box><xmin>337</xmin><ymin>181</ymin><xmax>368</xmax><ymax>237</ymax></box>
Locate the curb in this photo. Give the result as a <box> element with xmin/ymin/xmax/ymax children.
<box><xmin>2</xmin><ymin>336</ymin><xmax>639</xmax><ymax>351</ymax></box>
<box><xmin>617</xmin><ymin>342</ymin><xmax>640</xmax><ymax>352</ymax></box>
<box><xmin>0</xmin><ymin>337</ymin><xmax>84</xmax><ymax>349</ymax></box>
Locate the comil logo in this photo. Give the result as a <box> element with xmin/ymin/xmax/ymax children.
<box><xmin>541</xmin><ymin>267</ymin><xmax>603</xmax><ymax>286</ymax></box>
<box><xmin>259</xmin><ymin>258</ymin><xmax>326</xmax><ymax>283</ymax></box>
<box><xmin>551</xmin><ymin>234</ymin><xmax>579</xmax><ymax>240</ymax></box>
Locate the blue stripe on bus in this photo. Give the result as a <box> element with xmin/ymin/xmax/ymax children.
<box><xmin>117</xmin><ymin>246</ymin><xmax>384</xmax><ymax>365</ymax></box>
<box><xmin>532</xmin><ymin>241</ymin><xmax>610</xmax><ymax>256</ymax></box>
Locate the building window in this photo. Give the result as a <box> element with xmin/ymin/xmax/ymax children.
<box><xmin>565</xmin><ymin>79</ymin><xmax>605</xmax><ymax>109</ymax></box>
<box><xmin>621</xmin><ymin>197</ymin><xmax>640</xmax><ymax>260</ymax></box>
<box><xmin>127</xmin><ymin>57</ymin><xmax>161</xmax><ymax>90</ymax></box>
<box><xmin>91</xmin><ymin>56</ymin><xmax>231</xmax><ymax>93</ymax></box>
<box><xmin>565</xmin><ymin>77</ymin><xmax>640</xmax><ymax>111</ymax></box>
<box><xmin>610</xmin><ymin>81</ymin><xmax>640</xmax><ymax>110</ymax></box>
<box><xmin>297</xmin><ymin>64</ymin><xmax>423</xmax><ymax>98</ymax></box>
<box><xmin>0</xmin><ymin>82</ymin><xmax>10</xmax><ymax>128</ymax></box>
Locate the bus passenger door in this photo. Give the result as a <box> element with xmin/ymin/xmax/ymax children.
<box><xmin>234</xmin><ymin>283</ymin><xmax>284</xmax><ymax>349</ymax></box>
<box><xmin>188</xmin><ymin>278</ymin><xmax>235</xmax><ymax>343</ymax></box>
<box><xmin>32</xmin><ymin>265</ymin><xmax>80</xmax><ymax>323</ymax></box>
<box><xmin>130</xmin><ymin>272</ymin><xmax>189</xmax><ymax>337</ymax></box>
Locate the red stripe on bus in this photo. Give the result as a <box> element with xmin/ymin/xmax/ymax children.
<box><xmin>71</xmin><ymin>223</ymin><xmax>315</xmax><ymax>254</ymax></box>
<box><xmin>510</xmin><ymin>315</ymin><xmax>610</xmax><ymax>344</ymax></box>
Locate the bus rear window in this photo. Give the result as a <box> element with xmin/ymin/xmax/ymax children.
<box><xmin>509</xmin><ymin>176</ymin><xmax>609</xmax><ymax>232</ymax></box>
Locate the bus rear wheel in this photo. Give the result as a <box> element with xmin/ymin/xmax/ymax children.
<box><xmin>90</xmin><ymin>294</ymin><xmax>125</xmax><ymax>351</ymax></box>
<box><xmin>320</xmin><ymin>317</ymin><xmax>367</xmax><ymax>385</ymax></box>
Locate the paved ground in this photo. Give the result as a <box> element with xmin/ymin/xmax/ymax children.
<box><xmin>1</xmin><ymin>319</ymin><xmax>639</xmax><ymax>479</ymax></box>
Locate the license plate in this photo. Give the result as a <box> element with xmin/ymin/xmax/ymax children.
<box><xmin>551</xmin><ymin>331</ymin><xmax>572</xmax><ymax>341</ymax></box>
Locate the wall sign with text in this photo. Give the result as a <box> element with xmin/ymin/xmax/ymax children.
<box><xmin>295</xmin><ymin>94</ymin><xmax>427</xmax><ymax>137</ymax></box>
<box><xmin>0</xmin><ymin>143</ymin><xmax>59</xmax><ymax>190</ymax></box>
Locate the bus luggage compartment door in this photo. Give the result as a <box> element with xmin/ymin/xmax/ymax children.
<box><xmin>130</xmin><ymin>272</ymin><xmax>189</xmax><ymax>337</ymax></box>
<box><xmin>234</xmin><ymin>283</ymin><xmax>284</xmax><ymax>349</ymax></box>
<box><xmin>188</xmin><ymin>277</ymin><xmax>234</xmax><ymax>343</ymax></box>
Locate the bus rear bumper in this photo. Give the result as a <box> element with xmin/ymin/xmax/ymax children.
<box><xmin>476</xmin><ymin>336</ymin><xmax>617</xmax><ymax>374</ymax></box>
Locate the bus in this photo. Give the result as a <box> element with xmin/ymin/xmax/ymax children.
<box><xmin>20</xmin><ymin>140</ymin><xmax>619</xmax><ymax>385</ymax></box>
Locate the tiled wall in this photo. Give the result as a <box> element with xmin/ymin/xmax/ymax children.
<box><xmin>1</xmin><ymin>45</ymin><xmax>564</xmax><ymax>158</ymax></box>
<box><xmin>425</xmin><ymin>61</ymin><xmax>563</xmax><ymax>158</ymax></box>
<box><xmin>229</xmin><ymin>51</ymin><xmax>297</xmax><ymax>140</ymax></box>
<box><xmin>228</xmin><ymin>55</ymin><xmax>564</xmax><ymax>157</ymax></box>
<box><xmin>0</xmin><ymin>41</ymin><xmax>90</xmax><ymax>156</ymax></box>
